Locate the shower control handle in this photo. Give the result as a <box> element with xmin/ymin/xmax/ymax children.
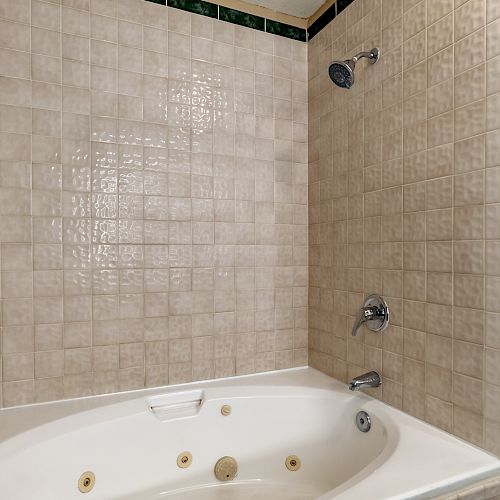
<box><xmin>352</xmin><ymin>294</ymin><xmax>389</xmax><ymax>336</ymax></box>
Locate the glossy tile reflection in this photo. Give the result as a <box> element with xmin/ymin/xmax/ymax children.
<box><xmin>0</xmin><ymin>0</ymin><xmax>308</xmax><ymax>406</ymax></box>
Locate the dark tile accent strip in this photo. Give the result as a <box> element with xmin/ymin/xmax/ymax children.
<box><xmin>145</xmin><ymin>0</ymin><xmax>357</xmax><ymax>41</ymax></box>
<box><xmin>168</xmin><ymin>0</ymin><xmax>218</xmax><ymax>18</ymax></box>
<box><xmin>266</xmin><ymin>19</ymin><xmax>307</xmax><ymax>42</ymax></box>
<box><xmin>308</xmin><ymin>3</ymin><xmax>337</xmax><ymax>40</ymax></box>
<box><xmin>336</xmin><ymin>0</ymin><xmax>356</xmax><ymax>15</ymax></box>
<box><xmin>219</xmin><ymin>6</ymin><xmax>265</xmax><ymax>31</ymax></box>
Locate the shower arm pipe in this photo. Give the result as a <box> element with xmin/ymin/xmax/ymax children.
<box><xmin>351</xmin><ymin>50</ymin><xmax>378</xmax><ymax>64</ymax></box>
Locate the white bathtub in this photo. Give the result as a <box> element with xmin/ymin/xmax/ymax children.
<box><xmin>0</xmin><ymin>368</ymin><xmax>498</xmax><ymax>499</ymax></box>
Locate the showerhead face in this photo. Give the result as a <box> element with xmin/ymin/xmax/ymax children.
<box><xmin>328</xmin><ymin>60</ymin><xmax>355</xmax><ymax>89</ymax></box>
<box><xmin>328</xmin><ymin>49</ymin><xmax>380</xmax><ymax>89</ymax></box>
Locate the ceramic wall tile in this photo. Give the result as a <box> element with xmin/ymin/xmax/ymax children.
<box><xmin>0</xmin><ymin>0</ymin><xmax>308</xmax><ymax>406</ymax></box>
<box><xmin>308</xmin><ymin>0</ymin><xmax>499</xmax><ymax>453</ymax></box>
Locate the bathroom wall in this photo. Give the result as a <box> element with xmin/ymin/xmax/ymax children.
<box><xmin>0</xmin><ymin>0</ymin><xmax>308</xmax><ymax>406</ymax></box>
<box><xmin>308</xmin><ymin>0</ymin><xmax>500</xmax><ymax>454</ymax></box>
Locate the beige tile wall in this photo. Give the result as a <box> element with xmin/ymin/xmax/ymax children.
<box><xmin>0</xmin><ymin>0</ymin><xmax>308</xmax><ymax>406</ymax></box>
<box><xmin>308</xmin><ymin>0</ymin><xmax>500</xmax><ymax>454</ymax></box>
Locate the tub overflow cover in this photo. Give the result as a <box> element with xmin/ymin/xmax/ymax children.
<box><xmin>356</xmin><ymin>410</ymin><xmax>371</xmax><ymax>432</ymax></box>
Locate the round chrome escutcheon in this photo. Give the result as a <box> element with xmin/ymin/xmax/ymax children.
<box><xmin>356</xmin><ymin>410</ymin><xmax>371</xmax><ymax>432</ymax></box>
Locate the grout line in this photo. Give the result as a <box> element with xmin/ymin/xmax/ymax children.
<box><xmin>481</xmin><ymin>0</ymin><xmax>486</xmax><ymax>450</ymax></box>
<box><xmin>30</xmin><ymin>0</ymin><xmax>35</xmax><ymax>406</ymax></box>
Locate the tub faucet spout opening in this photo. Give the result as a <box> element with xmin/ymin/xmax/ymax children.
<box><xmin>348</xmin><ymin>371</ymin><xmax>381</xmax><ymax>391</ymax></box>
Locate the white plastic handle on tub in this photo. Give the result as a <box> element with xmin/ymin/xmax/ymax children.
<box><xmin>146</xmin><ymin>390</ymin><xmax>204</xmax><ymax>421</ymax></box>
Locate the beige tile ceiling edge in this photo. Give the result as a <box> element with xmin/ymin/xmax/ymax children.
<box><xmin>308</xmin><ymin>0</ymin><xmax>336</xmax><ymax>27</ymax></box>
<box><xmin>204</xmin><ymin>0</ymin><xmax>337</xmax><ymax>32</ymax></box>
<box><xmin>201</xmin><ymin>0</ymin><xmax>308</xmax><ymax>28</ymax></box>
<box><xmin>234</xmin><ymin>0</ymin><xmax>326</xmax><ymax>19</ymax></box>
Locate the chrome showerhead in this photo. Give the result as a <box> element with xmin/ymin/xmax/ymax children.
<box><xmin>328</xmin><ymin>48</ymin><xmax>380</xmax><ymax>89</ymax></box>
<box><xmin>328</xmin><ymin>60</ymin><xmax>355</xmax><ymax>89</ymax></box>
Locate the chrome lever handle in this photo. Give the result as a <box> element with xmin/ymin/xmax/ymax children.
<box><xmin>351</xmin><ymin>307</ymin><xmax>376</xmax><ymax>336</ymax></box>
<box><xmin>351</xmin><ymin>295</ymin><xmax>390</xmax><ymax>337</ymax></box>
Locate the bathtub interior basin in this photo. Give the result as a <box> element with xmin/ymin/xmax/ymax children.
<box><xmin>0</xmin><ymin>367</ymin><xmax>497</xmax><ymax>500</ymax></box>
<box><xmin>0</xmin><ymin>384</ymin><xmax>387</xmax><ymax>500</ymax></box>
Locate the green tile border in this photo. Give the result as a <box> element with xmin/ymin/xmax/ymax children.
<box><xmin>308</xmin><ymin>3</ymin><xmax>336</xmax><ymax>40</ymax></box>
<box><xmin>168</xmin><ymin>0</ymin><xmax>217</xmax><ymax>18</ymax></box>
<box><xmin>144</xmin><ymin>0</ymin><xmax>360</xmax><ymax>41</ymax></box>
<box><xmin>219</xmin><ymin>6</ymin><xmax>265</xmax><ymax>31</ymax></box>
<box><xmin>144</xmin><ymin>0</ymin><xmax>308</xmax><ymax>41</ymax></box>
<box><xmin>266</xmin><ymin>19</ymin><xmax>307</xmax><ymax>42</ymax></box>
<box><xmin>336</xmin><ymin>0</ymin><xmax>355</xmax><ymax>15</ymax></box>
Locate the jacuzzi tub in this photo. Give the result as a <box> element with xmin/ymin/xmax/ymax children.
<box><xmin>0</xmin><ymin>368</ymin><xmax>497</xmax><ymax>499</ymax></box>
